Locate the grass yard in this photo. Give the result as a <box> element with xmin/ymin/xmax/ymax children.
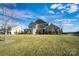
<box><xmin>0</xmin><ymin>35</ymin><xmax>79</xmax><ymax>56</ymax></box>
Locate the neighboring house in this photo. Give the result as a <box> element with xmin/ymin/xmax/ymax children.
<box><xmin>9</xmin><ymin>25</ymin><xmax>23</xmax><ymax>34</ymax></box>
<box><xmin>28</xmin><ymin>19</ymin><xmax>62</xmax><ymax>34</ymax></box>
<box><xmin>0</xmin><ymin>25</ymin><xmax>23</xmax><ymax>35</ymax></box>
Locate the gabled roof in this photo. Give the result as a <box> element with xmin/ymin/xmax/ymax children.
<box><xmin>28</xmin><ymin>22</ymin><xmax>36</xmax><ymax>28</ymax></box>
<box><xmin>35</xmin><ymin>19</ymin><xmax>47</xmax><ymax>24</ymax></box>
<box><xmin>45</xmin><ymin>23</ymin><xmax>60</xmax><ymax>29</ymax></box>
<box><xmin>45</xmin><ymin>23</ymin><xmax>54</xmax><ymax>29</ymax></box>
<box><xmin>29</xmin><ymin>22</ymin><xmax>35</xmax><ymax>25</ymax></box>
<box><xmin>53</xmin><ymin>25</ymin><xmax>60</xmax><ymax>29</ymax></box>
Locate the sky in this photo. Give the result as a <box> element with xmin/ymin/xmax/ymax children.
<box><xmin>0</xmin><ymin>3</ymin><xmax>79</xmax><ymax>32</ymax></box>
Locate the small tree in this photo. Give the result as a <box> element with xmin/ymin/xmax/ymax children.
<box><xmin>0</xmin><ymin>4</ymin><xmax>16</xmax><ymax>41</ymax></box>
<box><xmin>2</xmin><ymin>5</ymin><xmax>9</xmax><ymax>41</ymax></box>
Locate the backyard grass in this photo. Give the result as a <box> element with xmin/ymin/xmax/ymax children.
<box><xmin>0</xmin><ymin>35</ymin><xmax>79</xmax><ymax>56</ymax></box>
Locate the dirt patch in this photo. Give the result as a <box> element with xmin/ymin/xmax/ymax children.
<box><xmin>0</xmin><ymin>40</ymin><xmax>15</xmax><ymax>45</ymax></box>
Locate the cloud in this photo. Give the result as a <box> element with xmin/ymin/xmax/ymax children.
<box><xmin>67</xmin><ymin>4</ymin><xmax>78</xmax><ymax>13</ymax></box>
<box><xmin>63</xmin><ymin>23</ymin><xmax>73</xmax><ymax>26</ymax></box>
<box><xmin>56</xmin><ymin>19</ymin><xmax>77</xmax><ymax>22</ymax></box>
<box><xmin>75</xmin><ymin>14</ymin><xmax>79</xmax><ymax>18</ymax></box>
<box><xmin>0</xmin><ymin>9</ymin><xmax>35</xmax><ymax>29</ymax></box>
<box><xmin>50</xmin><ymin>4</ymin><xmax>61</xmax><ymax>9</ymax></box>
<box><xmin>39</xmin><ymin>14</ymin><xmax>62</xmax><ymax>20</ymax></box>
<box><xmin>0</xmin><ymin>15</ymin><xmax>26</xmax><ymax>30</ymax></box>
<box><xmin>50</xmin><ymin>4</ymin><xmax>66</xmax><ymax>10</ymax></box>
<box><xmin>50</xmin><ymin>3</ymin><xmax>79</xmax><ymax>14</ymax></box>
<box><xmin>0</xmin><ymin>15</ymin><xmax>17</xmax><ymax>24</ymax></box>
<box><xmin>61</xmin><ymin>20</ymin><xmax>73</xmax><ymax>26</ymax></box>
<box><xmin>39</xmin><ymin>16</ymin><xmax>46</xmax><ymax>20</ymax></box>
<box><xmin>69</xmin><ymin>27</ymin><xmax>79</xmax><ymax>32</ymax></box>
<box><xmin>55</xmin><ymin>19</ymin><xmax>77</xmax><ymax>26</ymax></box>
<box><xmin>61</xmin><ymin>10</ymin><xmax>65</xmax><ymax>13</ymax></box>
<box><xmin>58</xmin><ymin>4</ymin><xmax>66</xmax><ymax>10</ymax></box>
<box><xmin>12</xmin><ymin>9</ymin><xmax>34</xmax><ymax>19</ymax></box>
<box><xmin>50</xmin><ymin>4</ymin><xmax>66</xmax><ymax>14</ymax></box>
<box><xmin>0</xmin><ymin>7</ymin><xmax>35</xmax><ymax>20</ymax></box>
<box><xmin>49</xmin><ymin>10</ymin><xmax>55</xmax><ymax>14</ymax></box>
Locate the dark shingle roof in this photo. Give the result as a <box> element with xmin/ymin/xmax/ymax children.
<box><xmin>35</xmin><ymin>19</ymin><xmax>47</xmax><ymax>24</ymax></box>
<box><xmin>46</xmin><ymin>23</ymin><xmax>60</xmax><ymax>29</ymax></box>
<box><xmin>28</xmin><ymin>22</ymin><xmax>36</xmax><ymax>28</ymax></box>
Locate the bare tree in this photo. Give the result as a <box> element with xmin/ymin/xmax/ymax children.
<box><xmin>0</xmin><ymin>4</ymin><xmax>16</xmax><ymax>41</ymax></box>
<box><xmin>2</xmin><ymin>5</ymin><xmax>9</xmax><ymax>41</ymax></box>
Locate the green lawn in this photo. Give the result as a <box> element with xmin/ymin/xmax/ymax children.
<box><xmin>0</xmin><ymin>35</ymin><xmax>79</xmax><ymax>56</ymax></box>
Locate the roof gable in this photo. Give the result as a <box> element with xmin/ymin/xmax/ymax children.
<box><xmin>45</xmin><ymin>23</ymin><xmax>60</xmax><ymax>29</ymax></box>
<box><xmin>35</xmin><ymin>19</ymin><xmax>47</xmax><ymax>24</ymax></box>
